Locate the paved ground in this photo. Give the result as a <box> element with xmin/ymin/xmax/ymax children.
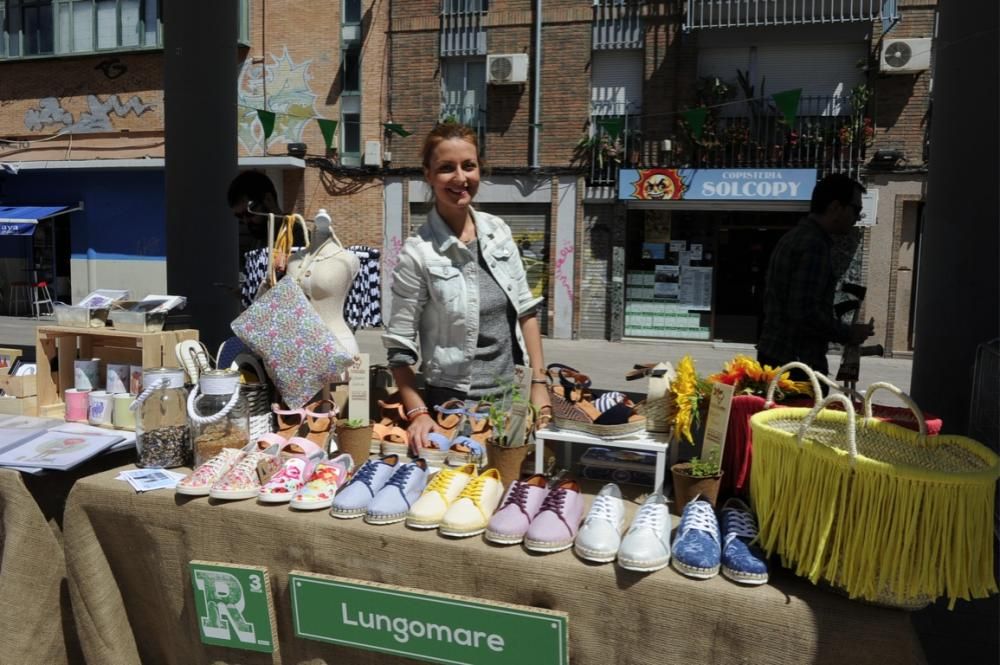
<box><xmin>0</xmin><ymin>316</ymin><xmax>913</xmax><ymax>400</ymax></box>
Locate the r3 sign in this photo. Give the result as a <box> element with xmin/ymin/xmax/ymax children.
<box><xmin>189</xmin><ymin>562</ymin><xmax>277</xmax><ymax>653</ymax></box>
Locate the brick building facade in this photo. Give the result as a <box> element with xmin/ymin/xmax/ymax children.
<box><xmin>0</xmin><ymin>0</ymin><xmax>934</xmax><ymax>355</ymax></box>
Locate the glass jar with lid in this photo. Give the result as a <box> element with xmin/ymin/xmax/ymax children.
<box><xmin>187</xmin><ymin>369</ymin><xmax>250</xmax><ymax>467</ymax></box>
<box><xmin>134</xmin><ymin>368</ymin><xmax>190</xmax><ymax>468</ymax></box>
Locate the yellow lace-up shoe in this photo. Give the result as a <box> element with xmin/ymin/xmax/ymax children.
<box><xmin>405</xmin><ymin>464</ymin><xmax>478</xmax><ymax>530</ymax></box>
<box><xmin>438</xmin><ymin>468</ymin><xmax>504</xmax><ymax>538</ymax></box>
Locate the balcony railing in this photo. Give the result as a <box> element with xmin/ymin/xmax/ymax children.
<box><xmin>676</xmin><ymin>95</ymin><xmax>869</xmax><ymax>177</ymax></box>
<box><xmin>441</xmin><ymin>0</ymin><xmax>487</xmax><ymax>56</ymax></box>
<box><xmin>593</xmin><ymin>0</ymin><xmax>644</xmax><ymax>50</ymax></box>
<box><xmin>685</xmin><ymin>0</ymin><xmax>898</xmax><ymax>30</ymax></box>
<box><xmin>583</xmin><ymin>114</ymin><xmax>643</xmax><ymax>186</ymax></box>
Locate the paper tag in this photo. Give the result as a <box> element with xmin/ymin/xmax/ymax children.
<box><xmin>256</xmin><ymin>460</ymin><xmax>277</xmax><ymax>485</ymax></box>
<box><xmin>348</xmin><ymin>354</ymin><xmax>370</xmax><ymax>423</ymax></box>
<box><xmin>702</xmin><ymin>382</ymin><xmax>735</xmax><ymax>463</ymax></box>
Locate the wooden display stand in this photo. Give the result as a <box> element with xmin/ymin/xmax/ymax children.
<box><xmin>0</xmin><ymin>374</ymin><xmax>38</xmax><ymax>416</ymax></box>
<box><xmin>35</xmin><ymin>325</ymin><xmax>199</xmax><ymax>417</ymax></box>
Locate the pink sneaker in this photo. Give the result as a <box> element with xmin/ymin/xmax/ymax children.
<box><xmin>176</xmin><ymin>447</ymin><xmax>244</xmax><ymax>497</ymax></box>
<box><xmin>484</xmin><ymin>475</ymin><xmax>549</xmax><ymax>545</ymax></box>
<box><xmin>523</xmin><ymin>478</ymin><xmax>585</xmax><ymax>553</ymax></box>
<box><xmin>289</xmin><ymin>454</ymin><xmax>355</xmax><ymax>511</ymax></box>
<box><xmin>258</xmin><ymin>438</ymin><xmax>325</xmax><ymax>503</ymax></box>
<box><xmin>210</xmin><ymin>446</ymin><xmax>281</xmax><ymax>501</ymax></box>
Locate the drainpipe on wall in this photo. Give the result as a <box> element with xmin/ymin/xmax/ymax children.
<box><xmin>530</xmin><ymin>0</ymin><xmax>542</xmax><ymax>169</ymax></box>
<box><xmin>86</xmin><ymin>248</ymin><xmax>97</xmax><ymax>292</ymax></box>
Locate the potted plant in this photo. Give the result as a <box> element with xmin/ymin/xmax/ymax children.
<box><xmin>334</xmin><ymin>417</ymin><xmax>372</xmax><ymax>466</ymax></box>
<box><xmin>483</xmin><ymin>385</ymin><xmax>534</xmax><ymax>489</ymax></box>
<box><xmin>670</xmin><ymin>449</ymin><xmax>723</xmax><ymax>514</ymax></box>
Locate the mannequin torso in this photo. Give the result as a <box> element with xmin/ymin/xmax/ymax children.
<box><xmin>286</xmin><ymin>219</ymin><xmax>361</xmax><ymax>357</ymax></box>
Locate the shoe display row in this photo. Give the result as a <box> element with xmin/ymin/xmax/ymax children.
<box><xmin>175</xmin><ymin>446</ymin><xmax>768</xmax><ymax>586</ymax></box>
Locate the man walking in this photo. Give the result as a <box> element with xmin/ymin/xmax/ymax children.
<box><xmin>757</xmin><ymin>173</ymin><xmax>874</xmax><ymax>375</ymax></box>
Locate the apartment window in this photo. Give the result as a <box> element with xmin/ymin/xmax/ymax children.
<box><xmin>441</xmin><ymin>57</ymin><xmax>485</xmax><ymax>126</ymax></box>
<box><xmin>342</xmin><ymin>112</ymin><xmax>360</xmax><ymax>155</ymax></box>
<box><xmin>343</xmin><ymin>0</ymin><xmax>360</xmax><ymax>24</ymax></box>
<box><xmin>442</xmin><ymin>0</ymin><xmax>487</xmax><ymax>13</ymax></box>
<box><xmin>342</xmin><ymin>44</ymin><xmax>361</xmax><ymax>93</ymax></box>
<box><xmin>2</xmin><ymin>0</ymin><xmax>247</xmax><ymax>58</ymax></box>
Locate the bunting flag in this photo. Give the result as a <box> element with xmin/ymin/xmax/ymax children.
<box><xmin>772</xmin><ymin>89</ymin><xmax>803</xmax><ymax>127</ymax></box>
<box><xmin>596</xmin><ymin>117</ymin><xmax>624</xmax><ymax>139</ymax></box>
<box><xmin>316</xmin><ymin>118</ymin><xmax>338</xmax><ymax>150</ymax></box>
<box><xmin>682</xmin><ymin>107</ymin><xmax>708</xmax><ymax>140</ymax></box>
<box><xmin>257</xmin><ymin>110</ymin><xmax>276</xmax><ymax>141</ymax></box>
<box><xmin>383</xmin><ymin>122</ymin><xmax>412</xmax><ymax>138</ymax></box>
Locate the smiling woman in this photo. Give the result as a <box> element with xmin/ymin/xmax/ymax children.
<box><xmin>382</xmin><ymin>122</ymin><xmax>551</xmax><ymax>456</ymax></box>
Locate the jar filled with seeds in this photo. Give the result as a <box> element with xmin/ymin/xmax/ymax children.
<box><xmin>188</xmin><ymin>369</ymin><xmax>250</xmax><ymax>467</ymax></box>
<box><xmin>135</xmin><ymin>368</ymin><xmax>190</xmax><ymax>468</ymax></box>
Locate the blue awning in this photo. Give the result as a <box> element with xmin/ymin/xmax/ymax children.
<box><xmin>0</xmin><ymin>205</ymin><xmax>77</xmax><ymax>236</ymax></box>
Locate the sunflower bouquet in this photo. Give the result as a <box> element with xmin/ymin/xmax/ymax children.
<box><xmin>707</xmin><ymin>355</ymin><xmax>813</xmax><ymax>402</ymax></box>
<box><xmin>668</xmin><ymin>355</ymin><xmax>712</xmax><ymax>445</ymax></box>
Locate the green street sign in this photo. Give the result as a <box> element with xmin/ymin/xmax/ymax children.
<box><xmin>189</xmin><ymin>561</ymin><xmax>277</xmax><ymax>653</ymax></box>
<box><xmin>290</xmin><ymin>572</ymin><xmax>569</xmax><ymax>665</ymax></box>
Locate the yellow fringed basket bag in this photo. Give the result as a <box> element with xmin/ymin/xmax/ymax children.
<box><xmin>750</xmin><ymin>384</ymin><xmax>999</xmax><ymax>609</ymax></box>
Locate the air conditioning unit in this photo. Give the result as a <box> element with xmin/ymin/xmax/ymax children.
<box><xmin>364</xmin><ymin>140</ymin><xmax>382</xmax><ymax>166</ymax></box>
<box><xmin>880</xmin><ymin>38</ymin><xmax>932</xmax><ymax>74</ymax></box>
<box><xmin>487</xmin><ymin>54</ymin><xmax>529</xmax><ymax>85</ymax></box>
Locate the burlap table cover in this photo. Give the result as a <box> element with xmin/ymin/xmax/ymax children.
<box><xmin>0</xmin><ymin>469</ymin><xmax>78</xmax><ymax>664</ymax></box>
<box><xmin>64</xmin><ymin>465</ymin><xmax>926</xmax><ymax>665</ymax></box>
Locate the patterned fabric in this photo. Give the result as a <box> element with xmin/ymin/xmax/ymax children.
<box><xmin>595</xmin><ymin>391</ymin><xmax>626</xmax><ymax>414</ymax></box>
<box><xmin>671</xmin><ymin>499</ymin><xmax>722</xmax><ymax>577</ymax></box>
<box><xmin>211</xmin><ymin>451</ymin><xmax>281</xmax><ymax>494</ymax></box>
<box><xmin>344</xmin><ymin>245</ymin><xmax>382</xmax><ymax>329</ymax></box>
<box><xmin>719</xmin><ymin>498</ymin><xmax>769</xmax><ymax>583</ymax></box>
<box><xmin>177</xmin><ymin>448</ymin><xmax>244</xmax><ymax>492</ymax></box>
<box><xmin>231</xmin><ymin>276</ymin><xmax>356</xmax><ymax>409</ymax></box>
<box><xmin>758</xmin><ymin>215</ymin><xmax>852</xmax><ymax>374</ymax></box>
<box><xmin>292</xmin><ymin>461</ymin><xmax>350</xmax><ymax>506</ymax></box>
<box><xmin>258</xmin><ymin>457</ymin><xmax>311</xmax><ymax>498</ymax></box>
<box><xmin>241</xmin><ymin>248</ymin><xmax>270</xmax><ymax>309</ymax></box>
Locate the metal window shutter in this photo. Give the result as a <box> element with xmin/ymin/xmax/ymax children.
<box><xmin>407</xmin><ymin>204</ymin><xmax>550</xmax><ymax>335</ymax></box>
<box><xmin>591</xmin><ymin>50</ymin><xmax>644</xmax><ymax>115</ymax></box>
<box><xmin>579</xmin><ymin>223</ymin><xmax>612</xmax><ymax>339</ymax></box>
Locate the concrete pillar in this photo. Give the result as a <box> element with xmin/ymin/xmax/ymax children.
<box><xmin>910</xmin><ymin>0</ymin><xmax>999</xmax><ymax>435</ymax></box>
<box><xmin>163</xmin><ymin>1</ymin><xmax>239</xmax><ymax>351</ymax></box>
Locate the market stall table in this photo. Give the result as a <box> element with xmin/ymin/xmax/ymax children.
<box><xmin>63</xmin><ymin>464</ymin><xmax>926</xmax><ymax>665</ymax></box>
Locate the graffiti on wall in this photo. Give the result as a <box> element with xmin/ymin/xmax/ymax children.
<box><xmin>238</xmin><ymin>48</ymin><xmax>319</xmax><ymax>153</ymax></box>
<box><xmin>24</xmin><ymin>95</ymin><xmax>156</xmax><ymax>133</ymax></box>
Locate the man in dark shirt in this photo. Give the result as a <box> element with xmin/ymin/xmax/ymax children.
<box><xmin>757</xmin><ymin>173</ymin><xmax>874</xmax><ymax>375</ymax></box>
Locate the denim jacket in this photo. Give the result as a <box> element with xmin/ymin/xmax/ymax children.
<box><xmin>382</xmin><ymin>207</ymin><xmax>543</xmax><ymax>393</ymax></box>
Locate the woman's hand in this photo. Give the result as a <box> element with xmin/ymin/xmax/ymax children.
<box><xmin>406</xmin><ymin>413</ymin><xmax>440</xmax><ymax>455</ymax></box>
<box><xmin>530</xmin><ymin>382</ymin><xmax>552</xmax><ymax>431</ymax></box>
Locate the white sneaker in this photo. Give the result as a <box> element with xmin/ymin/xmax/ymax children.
<box><xmin>618</xmin><ymin>493</ymin><xmax>671</xmax><ymax>572</ymax></box>
<box><xmin>574</xmin><ymin>483</ymin><xmax>626</xmax><ymax>563</ymax></box>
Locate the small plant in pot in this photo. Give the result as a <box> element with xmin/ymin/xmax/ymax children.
<box><xmin>671</xmin><ymin>449</ymin><xmax>723</xmax><ymax>514</ymax></box>
<box><xmin>482</xmin><ymin>385</ymin><xmax>534</xmax><ymax>490</ymax></box>
<box><xmin>334</xmin><ymin>417</ymin><xmax>372</xmax><ymax>467</ymax></box>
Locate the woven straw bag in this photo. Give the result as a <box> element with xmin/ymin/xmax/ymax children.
<box><xmin>750</xmin><ymin>387</ymin><xmax>999</xmax><ymax>609</ymax></box>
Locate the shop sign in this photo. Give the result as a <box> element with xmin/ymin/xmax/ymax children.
<box><xmin>0</xmin><ymin>222</ymin><xmax>35</xmax><ymax>236</ymax></box>
<box><xmin>618</xmin><ymin>168</ymin><xmax>817</xmax><ymax>202</ymax></box>
<box><xmin>189</xmin><ymin>561</ymin><xmax>277</xmax><ymax>653</ymax></box>
<box><xmin>290</xmin><ymin>571</ymin><xmax>569</xmax><ymax>665</ymax></box>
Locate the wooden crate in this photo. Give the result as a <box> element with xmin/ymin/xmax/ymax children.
<box><xmin>0</xmin><ymin>395</ymin><xmax>38</xmax><ymax>416</ymax></box>
<box><xmin>0</xmin><ymin>374</ymin><xmax>37</xmax><ymax>398</ymax></box>
<box><xmin>35</xmin><ymin>325</ymin><xmax>199</xmax><ymax>412</ymax></box>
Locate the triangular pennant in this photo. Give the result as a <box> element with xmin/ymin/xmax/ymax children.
<box><xmin>257</xmin><ymin>109</ymin><xmax>276</xmax><ymax>141</ymax></box>
<box><xmin>772</xmin><ymin>89</ymin><xmax>803</xmax><ymax>126</ymax></box>
<box><xmin>383</xmin><ymin>122</ymin><xmax>412</xmax><ymax>138</ymax></box>
<box><xmin>317</xmin><ymin>118</ymin><xmax>338</xmax><ymax>150</ymax></box>
<box><xmin>682</xmin><ymin>107</ymin><xmax>708</xmax><ymax>140</ymax></box>
<box><xmin>596</xmin><ymin>117</ymin><xmax>624</xmax><ymax>139</ymax></box>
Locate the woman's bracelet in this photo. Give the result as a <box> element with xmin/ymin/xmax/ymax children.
<box><xmin>405</xmin><ymin>405</ymin><xmax>430</xmax><ymax>418</ymax></box>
